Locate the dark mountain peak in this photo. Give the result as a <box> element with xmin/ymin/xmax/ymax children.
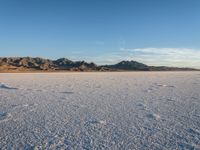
<box><xmin>55</xmin><ymin>58</ymin><xmax>72</xmax><ymax>62</ymax></box>
<box><xmin>105</xmin><ymin>60</ymin><xmax>149</xmax><ymax>71</ymax></box>
<box><xmin>118</xmin><ymin>60</ymin><xmax>147</xmax><ymax>66</ymax></box>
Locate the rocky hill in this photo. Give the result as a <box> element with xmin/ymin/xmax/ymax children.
<box><xmin>102</xmin><ymin>61</ymin><xmax>149</xmax><ymax>71</ymax></box>
<box><xmin>0</xmin><ymin>57</ymin><xmax>198</xmax><ymax>72</ymax></box>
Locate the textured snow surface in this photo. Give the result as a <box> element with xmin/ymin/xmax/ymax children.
<box><xmin>0</xmin><ymin>72</ymin><xmax>200</xmax><ymax>150</ymax></box>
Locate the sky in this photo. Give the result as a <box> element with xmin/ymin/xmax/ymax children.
<box><xmin>0</xmin><ymin>0</ymin><xmax>200</xmax><ymax>68</ymax></box>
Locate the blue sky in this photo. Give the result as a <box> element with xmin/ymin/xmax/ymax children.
<box><xmin>0</xmin><ymin>0</ymin><xmax>200</xmax><ymax>68</ymax></box>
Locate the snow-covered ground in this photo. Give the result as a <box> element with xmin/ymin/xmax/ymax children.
<box><xmin>0</xmin><ymin>72</ymin><xmax>200</xmax><ymax>150</ymax></box>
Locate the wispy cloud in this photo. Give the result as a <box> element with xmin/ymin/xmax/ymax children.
<box><xmin>84</xmin><ymin>48</ymin><xmax>200</xmax><ymax>68</ymax></box>
<box><xmin>118</xmin><ymin>48</ymin><xmax>200</xmax><ymax>68</ymax></box>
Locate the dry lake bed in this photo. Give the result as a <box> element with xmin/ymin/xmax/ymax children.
<box><xmin>0</xmin><ymin>72</ymin><xmax>200</xmax><ymax>149</ymax></box>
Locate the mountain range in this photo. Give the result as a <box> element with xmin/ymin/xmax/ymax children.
<box><xmin>0</xmin><ymin>57</ymin><xmax>198</xmax><ymax>72</ymax></box>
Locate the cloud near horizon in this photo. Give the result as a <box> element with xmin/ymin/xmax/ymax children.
<box><xmin>86</xmin><ymin>48</ymin><xmax>200</xmax><ymax>68</ymax></box>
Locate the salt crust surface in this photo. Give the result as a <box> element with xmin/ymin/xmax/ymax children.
<box><xmin>0</xmin><ymin>72</ymin><xmax>200</xmax><ymax>149</ymax></box>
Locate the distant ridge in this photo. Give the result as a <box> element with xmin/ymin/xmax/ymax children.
<box><xmin>0</xmin><ymin>57</ymin><xmax>198</xmax><ymax>72</ymax></box>
<box><xmin>102</xmin><ymin>61</ymin><xmax>149</xmax><ymax>71</ymax></box>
